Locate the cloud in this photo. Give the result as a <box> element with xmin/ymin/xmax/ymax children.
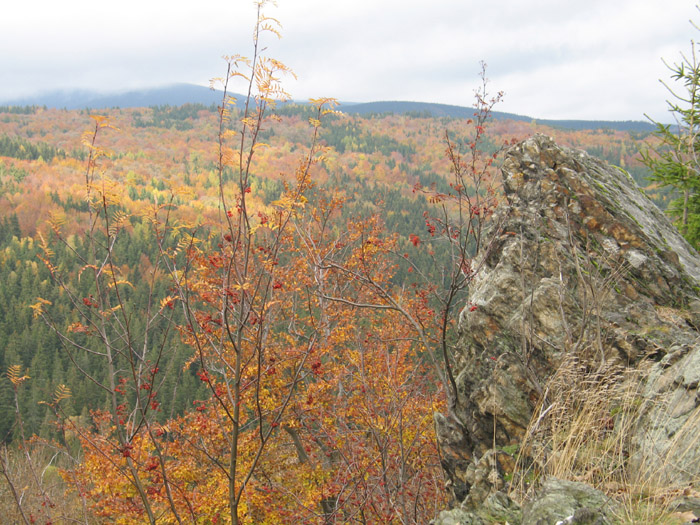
<box><xmin>1</xmin><ymin>0</ymin><xmax>698</xmax><ymax>120</ymax></box>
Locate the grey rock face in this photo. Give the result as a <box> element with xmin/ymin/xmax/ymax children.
<box><xmin>435</xmin><ymin>134</ymin><xmax>700</xmax><ymax>508</ymax></box>
<box><xmin>432</xmin><ymin>508</ymin><xmax>485</xmax><ymax>525</ymax></box>
<box><xmin>432</xmin><ymin>491</ymin><xmax>522</xmax><ymax>525</ymax></box>
<box><xmin>631</xmin><ymin>342</ymin><xmax>700</xmax><ymax>487</ymax></box>
<box><xmin>521</xmin><ymin>478</ymin><xmax>617</xmax><ymax>525</ymax></box>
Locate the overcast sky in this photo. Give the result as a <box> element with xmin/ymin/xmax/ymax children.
<box><xmin>1</xmin><ymin>0</ymin><xmax>698</xmax><ymax>121</ymax></box>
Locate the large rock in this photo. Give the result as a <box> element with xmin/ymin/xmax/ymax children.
<box><xmin>435</xmin><ymin>134</ymin><xmax>700</xmax><ymax>509</ymax></box>
<box><xmin>631</xmin><ymin>342</ymin><xmax>700</xmax><ymax>487</ymax></box>
<box><xmin>432</xmin><ymin>491</ymin><xmax>522</xmax><ymax>525</ymax></box>
<box><xmin>432</xmin><ymin>478</ymin><xmax>617</xmax><ymax>525</ymax></box>
<box><xmin>521</xmin><ymin>478</ymin><xmax>618</xmax><ymax>525</ymax></box>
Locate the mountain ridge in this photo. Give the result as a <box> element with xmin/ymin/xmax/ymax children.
<box><xmin>341</xmin><ymin>100</ymin><xmax>656</xmax><ymax>132</ymax></box>
<box><xmin>0</xmin><ymin>83</ymin><xmax>655</xmax><ymax>132</ymax></box>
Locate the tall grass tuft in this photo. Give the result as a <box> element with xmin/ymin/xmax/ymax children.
<box><xmin>510</xmin><ymin>351</ymin><xmax>700</xmax><ymax>524</ymax></box>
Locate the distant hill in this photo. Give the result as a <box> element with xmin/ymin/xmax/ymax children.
<box><xmin>0</xmin><ymin>84</ymin><xmax>656</xmax><ymax>133</ymax></box>
<box><xmin>339</xmin><ymin>101</ymin><xmax>656</xmax><ymax>133</ymax></box>
<box><xmin>0</xmin><ymin>84</ymin><xmax>235</xmax><ymax>110</ymax></box>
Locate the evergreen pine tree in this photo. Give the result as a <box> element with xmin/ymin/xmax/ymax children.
<box><xmin>8</xmin><ymin>213</ymin><xmax>21</xmax><ymax>240</ymax></box>
<box><xmin>642</xmin><ymin>37</ymin><xmax>700</xmax><ymax>248</ymax></box>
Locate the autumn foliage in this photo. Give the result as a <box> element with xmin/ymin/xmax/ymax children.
<box><xmin>0</xmin><ymin>1</ymin><xmax>569</xmax><ymax>523</ymax></box>
<box><xmin>39</xmin><ymin>107</ymin><xmax>448</xmax><ymax>522</ymax></box>
<box><xmin>1</xmin><ymin>4</ymin><xmax>452</xmax><ymax>524</ymax></box>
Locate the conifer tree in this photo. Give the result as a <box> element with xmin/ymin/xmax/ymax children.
<box><xmin>642</xmin><ymin>19</ymin><xmax>700</xmax><ymax>248</ymax></box>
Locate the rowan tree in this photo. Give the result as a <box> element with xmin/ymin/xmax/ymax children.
<box><xmin>11</xmin><ymin>4</ymin><xmax>508</xmax><ymax>524</ymax></box>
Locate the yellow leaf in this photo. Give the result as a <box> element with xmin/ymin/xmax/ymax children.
<box><xmin>68</xmin><ymin>322</ymin><xmax>91</xmax><ymax>334</ymax></box>
<box><xmin>159</xmin><ymin>295</ymin><xmax>178</xmax><ymax>310</ymax></box>
<box><xmin>89</xmin><ymin>114</ymin><xmax>120</xmax><ymax>132</ymax></box>
<box><xmin>53</xmin><ymin>384</ymin><xmax>72</xmax><ymax>403</ymax></box>
<box><xmin>78</xmin><ymin>264</ymin><xmax>99</xmax><ymax>282</ymax></box>
<box><xmin>48</xmin><ymin>210</ymin><xmax>67</xmax><ymax>231</ymax></box>
<box><xmin>108</xmin><ymin>279</ymin><xmax>134</xmax><ymax>289</ymax></box>
<box><xmin>89</xmin><ymin>114</ymin><xmax>108</xmax><ymax>125</ymax></box>
<box><xmin>241</xmin><ymin>116</ymin><xmax>257</xmax><ymax>128</ymax></box>
<box><xmin>7</xmin><ymin>365</ymin><xmax>30</xmax><ymax>386</ymax></box>
<box><xmin>29</xmin><ymin>297</ymin><xmax>52</xmax><ymax>318</ymax></box>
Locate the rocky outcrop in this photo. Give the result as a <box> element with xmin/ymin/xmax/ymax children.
<box><xmin>434</xmin><ymin>478</ymin><xmax>617</xmax><ymax>525</ymax></box>
<box><xmin>435</xmin><ymin>135</ymin><xmax>700</xmax><ymax>515</ymax></box>
<box><xmin>520</xmin><ymin>478</ymin><xmax>618</xmax><ymax>525</ymax></box>
<box><xmin>631</xmin><ymin>342</ymin><xmax>700</xmax><ymax>487</ymax></box>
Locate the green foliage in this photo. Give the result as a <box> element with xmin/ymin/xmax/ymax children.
<box><xmin>271</xmin><ymin>102</ymin><xmax>337</xmax><ymax>120</ymax></box>
<box><xmin>0</xmin><ymin>162</ymin><xmax>29</xmax><ymax>183</ymax></box>
<box><xmin>0</xmin><ymin>105</ymin><xmax>43</xmax><ymax>115</ymax></box>
<box><xmin>48</xmin><ymin>191</ymin><xmax>89</xmax><ymax>212</ymax></box>
<box><xmin>322</xmin><ymin>120</ymin><xmax>415</xmax><ymax>156</ymax></box>
<box><xmin>0</xmin><ymin>222</ymin><xmax>209</xmax><ymax>443</ymax></box>
<box><xmin>642</xmin><ymin>37</ymin><xmax>700</xmax><ymax>249</ymax></box>
<box><xmin>133</xmin><ymin>103</ymin><xmax>217</xmax><ymax>130</ymax></box>
<box><xmin>501</xmin><ymin>443</ymin><xmax>520</xmax><ymax>456</ymax></box>
<box><xmin>0</xmin><ymin>135</ymin><xmax>66</xmax><ymax>162</ymax></box>
<box><xmin>0</xmin><ymin>214</ymin><xmax>21</xmax><ymax>243</ymax></box>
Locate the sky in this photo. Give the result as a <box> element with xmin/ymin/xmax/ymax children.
<box><xmin>1</xmin><ymin>0</ymin><xmax>698</xmax><ymax>122</ymax></box>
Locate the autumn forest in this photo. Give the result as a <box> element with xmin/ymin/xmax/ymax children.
<box><xmin>0</xmin><ymin>6</ymin><xmax>673</xmax><ymax>524</ymax></box>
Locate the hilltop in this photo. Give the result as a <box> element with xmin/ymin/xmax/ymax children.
<box><xmin>1</xmin><ymin>83</ymin><xmax>656</xmax><ymax>133</ymax></box>
<box><xmin>341</xmin><ymin>100</ymin><xmax>656</xmax><ymax>132</ymax></box>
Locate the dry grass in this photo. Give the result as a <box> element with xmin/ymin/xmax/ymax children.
<box><xmin>0</xmin><ymin>442</ymin><xmax>91</xmax><ymax>524</ymax></box>
<box><xmin>510</xmin><ymin>352</ymin><xmax>700</xmax><ymax>524</ymax></box>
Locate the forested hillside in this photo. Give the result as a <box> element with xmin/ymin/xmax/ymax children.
<box><xmin>0</xmin><ymin>91</ymin><xmax>668</xmax><ymax>522</ymax></box>
<box><xmin>0</xmin><ymin>103</ymin><xmax>663</xmax><ymax>440</ymax></box>
<box><xmin>0</xmin><ymin>103</ymin><xmax>662</xmax><ymax>234</ymax></box>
